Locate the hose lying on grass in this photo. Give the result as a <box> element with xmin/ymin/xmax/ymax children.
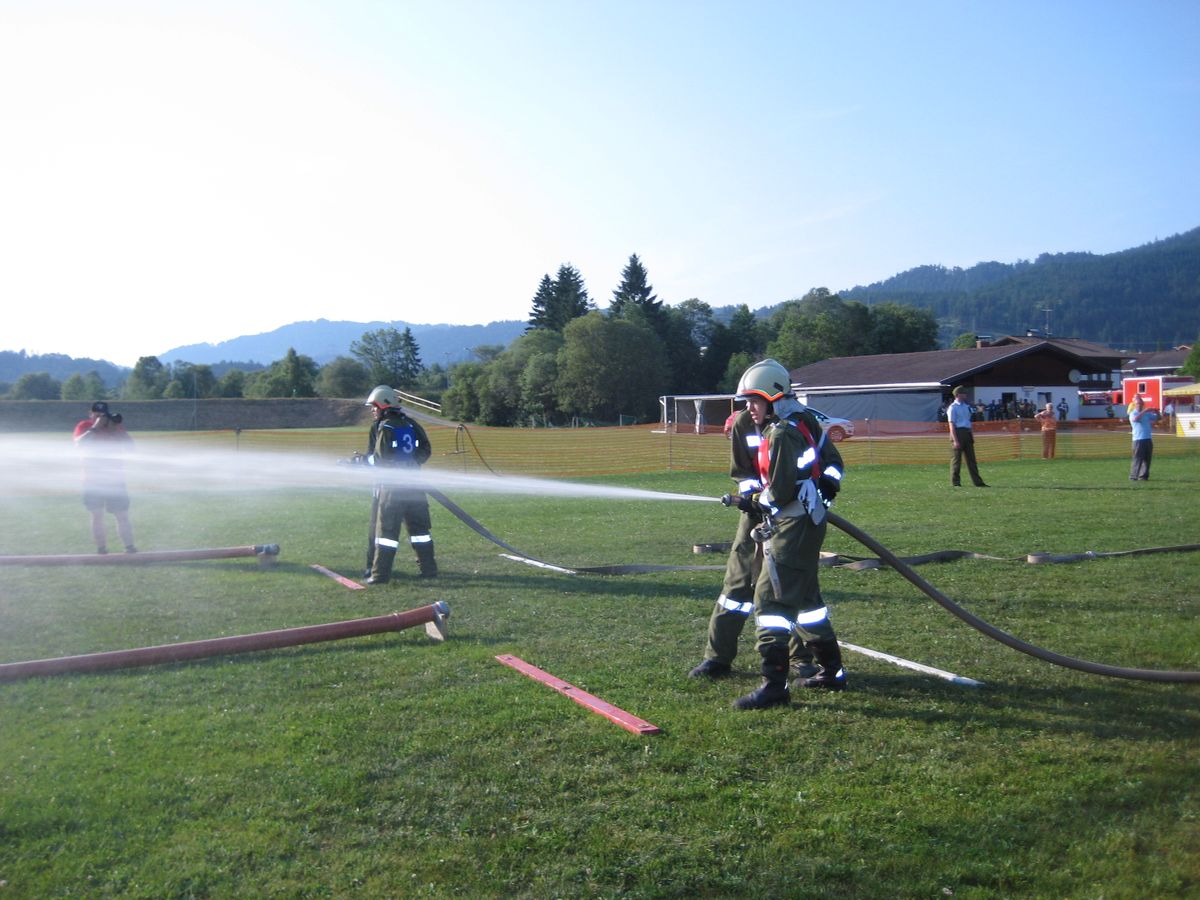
<box><xmin>826</xmin><ymin>511</ymin><xmax>1199</xmax><ymax>685</ymax></box>
<box><xmin>430</xmin><ymin>490</ymin><xmax>1200</xmax><ymax>684</ymax></box>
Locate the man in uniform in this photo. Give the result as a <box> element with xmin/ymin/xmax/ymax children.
<box><xmin>947</xmin><ymin>386</ymin><xmax>988</xmax><ymax>487</ymax></box>
<box><xmin>723</xmin><ymin>360</ymin><xmax>848</xmax><ymax>710</ymax></box>
<box><xmin>362</xmin><ymin>385</ymin><xmax>438</xmax><ymax>583</ymax></box>
<box><xmin>688</xmin><ymin>403</ymin><xmax>818</xmax><ymax>682</ymax></box>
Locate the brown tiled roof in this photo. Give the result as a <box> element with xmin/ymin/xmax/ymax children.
<box><xmin>987</xmin><ymin>335</ymin><xmax>1122</xmax><ymax>361</ymax></box>
<box><xmin>1125</xmin><ymin>348</ymin><xmax>1190</xmax><ymax>373</ymax></box>
<box><xmin>789</xmin><ymin>341</ymin><xmax>1106</xmax><ymax>390</ymax></box>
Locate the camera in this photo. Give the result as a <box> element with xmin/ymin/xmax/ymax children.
<box><xmin>106</xmin><ymin>412</ymin><xmax>123</xmax><ymax>425</ymax></box>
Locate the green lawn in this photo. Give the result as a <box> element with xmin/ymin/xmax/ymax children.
<box><xmin>1</xmin><ymin>452</ymin><xmax>1198</xmax><ymax>898</ymax></box>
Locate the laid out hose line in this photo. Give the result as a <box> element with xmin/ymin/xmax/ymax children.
<box><xmin>827</xmin><ymin>511</ymin><xmax>1200</xmax><ymax>684</ymax></box>
<box><xmin>427</xmin><ymin>489</ymin><xmax>724</xmax><ymax>575</ymax></box>
<box><xmin>428</xmin><ymin>489</ymin><xmax>1199</xmax><ymax>684</ymax></box>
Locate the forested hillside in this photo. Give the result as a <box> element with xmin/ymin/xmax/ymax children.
<box><xmin>0</xmin><ymin>352</ymin><xmax>127</xmax><ymax>389</ymax></box>
<box><xmin>841</xmin><ymin>227</ymin><xmax>1200</xmax><ymax>348</ymax></box>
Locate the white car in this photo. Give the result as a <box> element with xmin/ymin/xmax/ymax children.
<box><xmin>806</xmin><ymin>406</ymin><xmax>854</xmax><ymax>442</ymax></box>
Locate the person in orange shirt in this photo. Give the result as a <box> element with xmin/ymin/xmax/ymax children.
<box><xmin>1033</xmin><ymin>402</ymin><xmax>1058</xmax><ymax>459</ymax></box>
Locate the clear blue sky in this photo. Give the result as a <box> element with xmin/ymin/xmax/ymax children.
<box><xmin>2</xmin><ymin>0</ymin><xmax>1197</xmax><ymax>367</ymax></box>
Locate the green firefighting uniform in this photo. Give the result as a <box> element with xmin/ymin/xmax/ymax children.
<box><xmin>751</xmin><ymin>401</ymin><xmax>845</xmax><ymax>683</ymax></box>
<box><xmin>700</xmin><ymin>407</ymin><xmax>812</xmax><ymax>667</ymax></box>
<box><xmin>366</xmin><ymin>409</ymin><xmax>437</xmax><ymax>580</ymax></box>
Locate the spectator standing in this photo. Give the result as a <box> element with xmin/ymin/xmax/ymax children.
<box><xmin>1128</xmin><ymin>396</ymin><xmax>1160</xmax><ymax>481</ymax></box>
<box><xmin>72</xmin><ymin>401</ymin><xmax>136</xmax><ymax>554</ymax></box>
<box><xmin>1034</xmin><ymin>402</ymin><xmax>1058</xmax><ymax>459</ymax></box>
<box><xmin>1057</xmin><ymin>397</ymin><xmax>1069</xmax><ymax>421</ymax></box>
<box><xmin>947</xmin><ymin>387</ymin><xmax>988</xmax><ymax>487</ymax></box>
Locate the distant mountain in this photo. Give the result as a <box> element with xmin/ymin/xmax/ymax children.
<box><xmin>160</xmin><ymin>319</ymin><xmax>527</xmax><ymax>367</ymax></box>
<box><xmin>840</xmin><ymin>227</ymin><xmax>1200</xmax><ymax>349</ymax></box>
<box><xmin>0</xmin><ymin>351</ymin><xmax>128</xmax><ymax>389</ymax></box>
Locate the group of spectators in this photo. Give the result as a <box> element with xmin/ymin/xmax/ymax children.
<box><xmin>938</xmin><ymin>397</ymin><xmax>1070</xmax><ymax>423</ymax></box>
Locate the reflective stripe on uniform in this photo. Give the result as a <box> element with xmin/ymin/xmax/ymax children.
<box><xmin>376</xmin><ymin>537</ymin><xmax>400</xmax><ymax>549</ymax></box>
<box><xmin>744</xmin><ymin>434</ymin><xmax>762</xmax><ymax>448</ymax></box>
<box><xmin>824</xmin><ymin>465</ymin><xmax>843</xmax><ymax>482</ymax></box>
<box><xmin>796</xmin><ymin>446</ymin><xmax>817</xmax><ymax>469</ymax></box>
<box><xmin>718</xmin><ymin>595</ymin><xmax>754</xmax><ymax>615</ymax></box>
<box><xmin>410</xmin><ymin>533</ymin><xmax>432</xmax><ymax>544</ymax></box>
<box><xmin>795</xmin><ymin>606</ymin><xmax>829</xmax><ymax>627</ymax></box>
<box><xmin>737</xmin><ymin>478</ymin><xmax>762</xmax><ymax>494</ymax></box>
<box><xmin>756</xmin><ymin>613</ymin><xmax>794</xmax><ymax>632</ymax></box>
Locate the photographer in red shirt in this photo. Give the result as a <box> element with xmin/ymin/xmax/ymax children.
<box><xmin>72</xmin><ymin>401</ymin><xmax>136</xmax><ymax>554</ymax></box>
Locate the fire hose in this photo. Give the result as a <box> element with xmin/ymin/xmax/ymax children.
<box><xmin>826</xmin><ymin>511</ymin><xmax>1200</xmax><ymax>684</ymax></box>
<box><xmin>0</xmin><ymin>603</ymin><xmax>450</xmax><ymax>682</ymax></box>
<box><xmin>429</xmin><ymin>489</ymin><xmax>1199</xmax><ymax>684</ymax></box>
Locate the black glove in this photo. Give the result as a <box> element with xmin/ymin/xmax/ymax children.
<box><xmin>818</xmin><ymin>474</ymin><xmax>841</xmax><ymax>501</ymax></box>
<box><xmin>721</xmin><ymin>493</ymin><xmax>761</xmax><ymax>514</ymax></box>
<box><xmin>735</xmin><ymin>493</ymin><xmax>760</xmax><ymax>513</ymax></box>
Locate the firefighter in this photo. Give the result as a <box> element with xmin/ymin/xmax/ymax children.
<box><xmin>362</xmin><ymin>385</ymin><xmax>437</xmax><ymax>583</ymax></box>
<box><xmin>688</xmin><ymin>403</ymin><xmax>818</xmax><ymax>681</ymax></box>
<box><xmin>729</xmin><ymin>359</ymin><xmax>847</xmax><ymax>710</ymax></box>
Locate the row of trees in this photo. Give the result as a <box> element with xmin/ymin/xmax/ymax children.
<box><xmin>2</xmin><ymin>327</ymin><xmax>437</xmax><ymax>404</ymax></box>
<box><xmin>4</xmin><ymin>255</ymin><xmax>947</xmax><ymax>424</ymax></box>
<box><xmin>440</xmin><ymin>256</ymin><xmax>941</xmax><ymax>426</ymax></box>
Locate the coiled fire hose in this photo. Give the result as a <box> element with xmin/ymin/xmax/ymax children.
<box><xmin>827</xmin><ymin>511</ymin><xmax>1200</xmax><ymax>684</ymax></box>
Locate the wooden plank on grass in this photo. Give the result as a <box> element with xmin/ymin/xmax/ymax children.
<box><xmin>496</xmin><ymin>654</ymin><xmax>662</xmax><ymax>736</ymax></box>
<box><xmin>310</xmin><ymin>564</ymin><xmax>367</xmax><ymax>590</ymax></box>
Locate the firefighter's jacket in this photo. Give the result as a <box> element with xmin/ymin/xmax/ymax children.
<box><xmin>756</xmin><ymin>406</ymin><xmax>845</xmax><ymax>525</ymax></box>
<box><xmin>366</xmin><ymin>411</ymin><xmax>432</xmax><ymax>469</ymax></box>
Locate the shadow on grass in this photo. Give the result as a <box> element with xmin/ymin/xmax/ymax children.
<box><xmin>840</xmin><ymin>670</ymin><xmax>1199</xmax><ymax>740</ymax></box>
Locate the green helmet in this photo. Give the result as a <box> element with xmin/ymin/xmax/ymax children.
<box><xmin>365</xmin><ymin>385</ymin><xmax>400</xmax><ymax>408</ymax></box>
<box><xmin>736</xmin><ymin>359</ymin><xmax>792</xmax><ymax>402</ymax></box>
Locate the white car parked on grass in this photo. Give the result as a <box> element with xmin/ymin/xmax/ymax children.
<box><xmin>806</xmin><ymin>406</ymin><xmax>855</xmax><ymax>442</ymax></box>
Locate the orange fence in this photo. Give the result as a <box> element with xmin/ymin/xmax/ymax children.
<box><xmin>136</xmin><ymin>419</ymin><xmax>1200</xmax><ymax>477</ymax></box>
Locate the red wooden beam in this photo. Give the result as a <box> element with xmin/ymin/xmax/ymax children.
<box><xmin>496</xmin><ymin>654</ymin><xmax>661</xmax><ymax>736</ymax></box>
<box><xmin>309</xmin><ymin>563</ymin><xmax>367</xmax><ymax>590</ymax></box>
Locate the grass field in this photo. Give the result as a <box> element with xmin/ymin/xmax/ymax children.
<box><xmin>1</xmin><ymin>442</ymin><xmax>1198</xmax><ymax>898</ymax></box>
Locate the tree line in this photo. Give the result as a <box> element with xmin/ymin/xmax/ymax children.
<box><xmin>0</xmin><ymin>326</ymin><xmax>440</xmax><ymax>406</ymax></box>
<box><xmin>4</xmin><ymin>254</ymin><xmax>944</xmax><ymax>424</ymax></box>
<box><xmin>440</xmin><ymin>256</ymin><xmax>940</xmax><ymax>426</ymax></box>
<box><xmin>842</xmin><ymin>227</ymin><xmax>1200</xmax><ymax>348</ymax></box>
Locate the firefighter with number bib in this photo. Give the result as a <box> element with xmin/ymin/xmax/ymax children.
<box><xmin>727</xmin><ymin>359</ymin><xmax>847</xmax><ymax>710</ymax></box>
<box><xmin>363</xmin><ymin>385</ymin><xmax>438</xmax><ymax>584</ymax></box>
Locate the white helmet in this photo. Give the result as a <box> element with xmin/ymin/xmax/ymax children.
<box><xmin>365</xmin><ymin>385</ymin><xmax>400</xmax><ymax>408</ymax></box>
<box><xmin>736</xmin><ymin>359</ymin><xmax>792</xmax><ymax>402</ymax></box>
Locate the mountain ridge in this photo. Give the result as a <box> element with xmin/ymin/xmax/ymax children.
<box><xmin>159</xmin><ymin>319</ymin><xmax>527</xmax><ymax>368</ymax></box>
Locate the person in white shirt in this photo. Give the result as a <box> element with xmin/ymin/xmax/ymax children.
<box><xmin>947</xmin><ymin>387</ymin><xmax>988</xmax><ymax>487</ymax></box>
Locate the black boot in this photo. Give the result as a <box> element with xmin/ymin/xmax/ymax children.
<box><xmin>415</xmin><ymin>542</ymin><xmax>438</xmax><ymax>578</ymax></box>
<box><xmin>789</xmin><ymin>638</ymin><xmax>819</xmax><ymax>679</ymax></box>
<box><xmin>797</xmin><ymin>638</ymin><xmax>847</xmax><ymax>691</ymax></box>
<box><xmin>366</xmin><ymin>546</ymin><xmax>396</xmax><ymax>585</ymax></box>
<box><xmin>734</xmin><ymin>646</ymin><xmax>790</xmax><ymax>710</ymax></box>
<box><xmin>688</xmin><ymin>658</ymin><xmax>732</xmax><ymax>679</ymax></box>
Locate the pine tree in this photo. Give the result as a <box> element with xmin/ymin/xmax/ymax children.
<box><xmin>527</xmin><ymin>274</ymin><xmax>557</xmax><ymax>331</ymax></box>
<box><xmin>609</xmin><ymin>253</ymin><xmax>660</xmax><ymax>320</ymax></box>
<box><xmin>527</xmin><ymin>265</ymin><xmax>593</xmax><ymax>332</ymax></box>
